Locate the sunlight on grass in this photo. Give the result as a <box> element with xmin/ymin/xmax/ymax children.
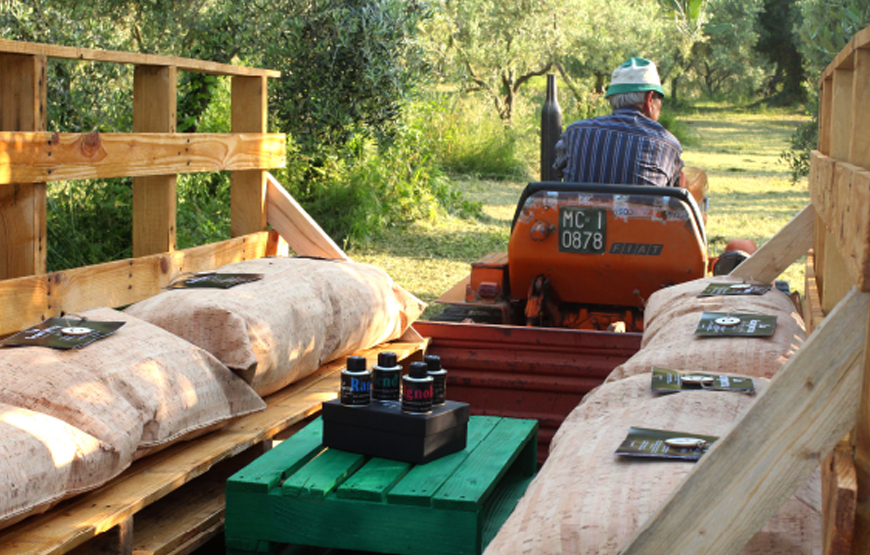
<box><xmin>350</xmin><ymin>101</ymin><xmax>812</xmax><ymax>318</ymax></box>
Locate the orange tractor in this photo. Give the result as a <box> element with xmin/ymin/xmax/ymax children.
<box><xmin>434</xmin><ymin>76</ymin><xmax>757</xmax><ymax>333</ymax></box>
<box><xmin>436</xmin><ymin>180</ymin><xmax>710</xmax><ymax>332</ymax></box>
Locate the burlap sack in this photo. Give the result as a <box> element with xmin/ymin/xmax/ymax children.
<box><xmin>607</xmin><ymin>277</ymin><xmax>805</xmax><ymax>382</ymax></box>
<box><xmin>484</xmin><ymin>374</ymin><xmax>821</xmax><ymax>555</ymax></box>
<box><xmin>0</xmin><ymin>403</ymin><xmax>123</xmax><ymax>530</ymax></box>
<box><xmin>125</xmin><ymin>257</ymin><xmax>426</xmax><ymax>396</ymax></box>
<box><xmin>0</xmin><ymin>307</ymin><xmax>265</xmax><ymax>463</ymax></box>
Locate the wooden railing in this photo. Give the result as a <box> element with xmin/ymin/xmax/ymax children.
<box><xmin>0</xmin><ymin>40</ymin><xmax>349</xmax><ymax>337</ymax></box>
<box><xmin>616</xmin><ymin>26</ymin><xmax>870</xmax><ymax>555</ymax></box>
<box><xmin>0</xmin><ymin>40</ymin><xmax>370</xmax><ymax>555</ymax></box>
<box><xmin>0</xmin><ymin>38</ymin><xmax>284</xmax><ymax>280</ymax></box>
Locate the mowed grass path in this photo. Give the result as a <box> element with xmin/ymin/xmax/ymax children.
<box><xmin>350</xmin><ymin>103</ymin><xmax>811</xmax><ymax>318</ymax></box>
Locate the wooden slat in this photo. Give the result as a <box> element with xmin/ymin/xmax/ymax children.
<box><xmin>822</xmin><ymin>229</ymin><xmax>853</xmax><ymax>313</ymax></box>
<box><xmin>820</xmin><ymin>78</ymin><xmax>833</xmax><ymax>156</ymax></box>
<box><xmin>822</xmin><ymin>440</ymin><xmax>857</xmax><ymax>555</ymax></box>
<box><xmin>805</xmin><ymin>250</ymin><xmax>825</xmax><ymax>334</ymax></box>
<box><xmin>832</xmin><ymin>67</ymin><xmax>855</xmax><ymax>162</ymax></box>
<box><xmin>433</xmin><ymin>418</ymin><xmax>537</xmax><ymax>511</ymax></box>
<box><xmin>620</xmin><ymin>288</ymin><xmax>869</xmax><ymax>555</ymax></box>
<box><xmin>729</xmin><ymin>203</ymin><xmax>814</xmax><ymax>283</ymax></box>
<box><xmin>133</xmin><ymin>64</ymin><xmax>178</xmax><ymax>257</ymax></box>
<box><xmin>849</xmin><ymin>48</ymin><xmax>870</xmax><ymax>170</ymax></box>
<box><xmin>265</xmin><ymin>173</ymin><xmax>349</xmax><ymax>260</ymax></box>
<box><xmin>0</xmin><ymin>230</ymin><xmax>279</xmax><ymax>336</ymax></box>
<box><xmin>809</xmin><ymin>153</ymin><xmax>870</xmax><ymax>292</ymax></box>
<box><xmin>0</xmin><ymin>53</ymin><xmax>47</xmax><ymax>279</ymax></box>
<box><xmin>0</xmin><ymin>39</ymin><xmax>280</xmax><ymax>78</ymax></box>
<box><xmin>0</xmin><ymin>132</ymin><xmax>286</xmax><ymax>184</ymax></box>
<box><xmin>387</xmin><ymin>416</ymin><xmax>502</xmax><ymax>507</ymax></box>
<box><xmin>230</xmin><ymin>76</ymin><xmax>268</xmax><ymax>238</ymax></box>
<box><xmin>0</xmin><ymin>339</ymin><xmax>426</xmax><ymax>555</ymax></box>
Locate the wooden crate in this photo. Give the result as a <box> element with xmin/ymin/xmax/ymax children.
<box><xmin>225</xmin><ymin>416</ymin><xmax>538</xmax><ymax>555</ymax></box>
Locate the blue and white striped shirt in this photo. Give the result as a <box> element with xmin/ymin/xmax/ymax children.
<box><xmin>553</xmin><ymin>106</ymin><xmax>683</xmax><ymax>187</ymax></box>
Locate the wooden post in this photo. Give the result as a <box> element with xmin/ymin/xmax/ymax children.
<box><xmin>849</xmin><ymin>44</ymin><xmax>870</xmax><ymax>555</ymax></box>
<box><xmin>0</xmin><ymin>53</ymin><xmax>47</xmax><ymax>278</ymax></box>
<box><xmin>850</xmin><ymin>49</ymin><xmax>870</xmax><ymax>169</ymax></box>
<box><xmin>132</xmin><ymin>64</ymin><xmax>177</xmax><ymax>257</ymax></box>
<box><xmin>231</xmin><ymin>76</ymin><xmax>268</xmax><ymax>237</ymax></box>
<box><xmin>820</xmin><ymin>77</ymin><xmax>833</xmax><ymax>156</ymax></box>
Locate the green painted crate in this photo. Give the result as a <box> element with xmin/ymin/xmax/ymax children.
<box><xmin>225</xmin><ymin>415</ymin><xmax>538</xmax><ymax>555</ymax></box>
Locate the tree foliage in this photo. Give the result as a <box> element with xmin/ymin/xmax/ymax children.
<box><xmin>263</xmin><ymin>0</ymin><xmax>431</xmax><ymax>152</ymax></box>
<box><xmin>426</xmin><ymin>0</ymin><xmax>563</xmax><ymax>125</ymax></box>
<box><xmin>755</xmin><ymin>0</ymin><xmax>806</xmax><ymax>104</ymax></box>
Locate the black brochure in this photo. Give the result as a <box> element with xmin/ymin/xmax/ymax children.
<box><xmin>615</xmin><ymin>427</ymin><xmax>718</xmax><ymax>461</ymax></box>
<box><xmin>0</xmin><ymin>318</ymin><xmax>125</xmax><ymax>350</ymax></box>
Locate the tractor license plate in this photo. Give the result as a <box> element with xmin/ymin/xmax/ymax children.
<box><xmin>558</xmin><ymin>207</ymin><xmax>606</xmax><ymax>254</ymax></box>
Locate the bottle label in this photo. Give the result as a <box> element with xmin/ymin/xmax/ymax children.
<box><xmin>341</xmin><ymin>372</ymin><xmax>371</xmax><ymax>406</ymax></box>
<box><xmin>372</xmin><ymin>368</ymin><xmax>401</xmax><ymax>401</ymax></box>
<box><xmin>402</xmin><ymin>379</ymin><xmax>433</xmax><ymax>413</ymax></box>
<box><xmin>431</xmin><ymin>374</ymin><xmax>446</xmax><ymax>405</ymax></box>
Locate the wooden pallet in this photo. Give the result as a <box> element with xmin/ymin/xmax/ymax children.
<box><xmin>0</xmin><ymin>337</ymin><xmax>426</xmax><ymax>555</ymax></box>
<box><xmin>225</xmin><ymin>416</ymin><xmax>537</xmax><ymax>555</ymax></box>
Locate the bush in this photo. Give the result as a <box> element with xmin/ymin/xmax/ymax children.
<box><xmin>408</xmin><ymin>92</ymin><xmax>530</xmax><ymax>179</ymax></box>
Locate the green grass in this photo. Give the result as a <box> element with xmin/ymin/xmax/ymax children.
<box><xmin>349</xmin><ymin>101</ymin><xmax>811</xmax><ymax>319</ymax></box>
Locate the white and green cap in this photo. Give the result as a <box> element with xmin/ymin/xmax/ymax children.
<box><xmin>605</xmin><ymin>57</ymin><xmax>665</xmax><ymax>98</ymax></box>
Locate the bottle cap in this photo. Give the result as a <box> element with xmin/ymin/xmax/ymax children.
<box><xmin>378</xmin><ymin>351</ymin><xmax>398</xmax><ymax>367</ymax></box>
<box><xmin>346</xmin><ymin>356</ymin><xmax>367</xmax><ymax>372</ymax></box>
<box><xmin>424</xmin><ymin>354</ymin><xmax>442</xmax><ymax>372</ymax></box>
<box><xmin>409</xmin><ymin>361</ymin><xmax>429</xmax><ymax>379</ymax></box>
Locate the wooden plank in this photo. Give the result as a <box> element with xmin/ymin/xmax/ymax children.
<box><xmin>850</xmin><ymin>275</ymin><xmax>870</xmax><ymax>555</ymax></box>
<box><xmin>387</xmin><ymin>416</ymin><xmax>502</xmax><ymax>507</ymax></box>
<box><xmin>0</xmin><ymin>53</ymin><xmax>47</xmax><ymax>279</ymax></box>
<box><xmin>822</xmin><ymin>440</ymin><xmax>857</xmax><ymax>555</ymax></box>
<box><xmin>0</xmin><ymin>132</ymin><xmax>286</xmax><ymax>184</ymax></box>
<box><xmin>335</xmin><ymin>458</ymin><xmax>411</xmax><ymax>502</ymax></box>
<box><xmin>0</xmin><ymin>39</ymin><xmax>280</xmax><ymax>78</ymax></box>
<box><xmin>822</xmin><ymin>230</ymin><xmax>853</xmax><ymax>313</ymax></box>
<box><xmin>805</xmin><ymin>250</ymin><xmax>825</xmax><ymax>334</ymax></box>
<box><xmin>832</xmin><ymin>67</ymin><xmax>855</xmax><ymax>162</ymax></box>
<box><xmin>820</xmin><ymin>78</ymin><xmax>833</xmax><ymax>156</ymax></box>
<box><xmin>433</xmin><ymin>418</ymin><xmax>537</xmax><ymax>511</ymax></box>
<box><xmin>69</xmin><ymin>519</ymin><xmax>133</xmax><ymax>555</ymax></box>
<box><xmin>226</xmin><ymin>420</ymin><xmax>324</xmax><ymax>494</ymax></box>
<box><xmin>133</xmin><ymin>64</ymin><xmax>178</xmax><ymax>257</ymax></box>
<box><xmin>0</xmin><ymin>53</ymin><xmax>46</xmax><ymax>132</ymax></box>
<box><xmin>0</xmin><ymin>340</ymin><xmax>425</xmax><ymax>555</ymax></box>
<box><xmin>231</xmin><ymin>76</ymin><xmax>269</xmax><ymax>238</ymax></box>
<box><xmin>281</xmin><ymin>449</ymin><xmax>367</xmax><ymax>499</ymax></box>
<box><xmin>729</xmin><ymin>203</ymin><xmax>815</xmax><ymax>283</ymax></box>
<box><xmin>265</xmin><ymin>173</ymin><xmax>348</xmax><ymax>260</ymax></box>
<box><xmin>0</xmin><ymin>231</ymin><xmax>277</xmax><ymax>336</ymax></box>
<box><xmin>849</xmin><ymin>48</ymin><xmax>870</xmax><ymax>170</ymax></box>
<box><xmin>620</xmin><ymin>288</ymin><xmax>868</xmax><ymax>555</ymax></box>
<box><xmin>131</xmin><ymin>480</ymin><xmax>224</xmax><ymax>555</ymax></box>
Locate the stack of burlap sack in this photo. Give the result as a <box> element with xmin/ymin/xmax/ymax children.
<box><xmin>0</xmin><ymin>258</ymin><xmax>424</xmax><ymax>530</ymax></box>
<box><xmin>485</xmin><ymin>276</ymin><xmax>820</xmax><ymax>554</ymax></box>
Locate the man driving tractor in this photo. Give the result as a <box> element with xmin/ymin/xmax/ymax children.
<box><xmin>553</xmin><ymin>57</ymin><xmax>684</xmax><ymax>188</ymax></box>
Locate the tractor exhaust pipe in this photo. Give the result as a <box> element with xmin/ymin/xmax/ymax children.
<box><xmin>540</xmin><ymin>74</ymin><xmax>562</xmax><ymax>181</ymax></box>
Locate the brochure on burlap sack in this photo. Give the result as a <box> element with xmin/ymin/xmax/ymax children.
<box><xmin>615</xmin><ymin>427</ymin><xmax>718</xmax><ymax>461</ymax></box>
<box><xmin>166</xmin><ymin>273</ymin><xmax>264</xmax><ymax>289</ymax></box>
<box><xmin>694</xmin><ymin>312</ymin><xmax>777</xmax><ymax>337</ymax></box>
<box><xmin>697</xmin><ymin>282</ymin><xmax>772</xmax><ymax>297</ymax></box>
<box><xmin>0</xmin><ymin>318</ymin><xmax>125</xmax><ymax>350</ymax></box>
<box><xmin>651</xmin><ymin>367</ymin><xmax>755</xmax><ymax>393</ymax></box>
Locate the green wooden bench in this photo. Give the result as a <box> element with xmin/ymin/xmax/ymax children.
<box><xmin>225</xmin><ymin>415</ymin><xmax>538</xmax><ymax>555</ymax></box>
